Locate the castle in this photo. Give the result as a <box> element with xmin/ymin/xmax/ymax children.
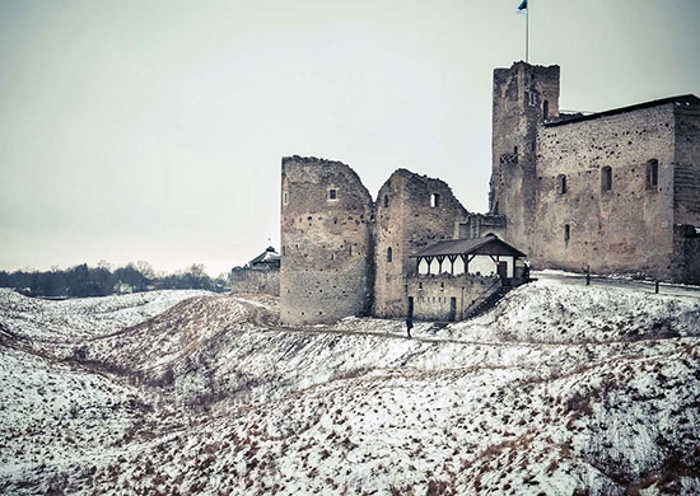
<box><xmin>279</xmin><ymin>61</ymin><xmax>700</xmax><ymax>325</ymax></box>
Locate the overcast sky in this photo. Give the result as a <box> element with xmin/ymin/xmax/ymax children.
<box><xmin>1</xmin><ymin>0</ymin><xmax>698</xmax><ymax>276</ymax></box>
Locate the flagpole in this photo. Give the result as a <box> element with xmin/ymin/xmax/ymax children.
<box><xmin>525</xmin><ymin>1</ymin><xmax>529</xmax><ymax>63</ymax></box>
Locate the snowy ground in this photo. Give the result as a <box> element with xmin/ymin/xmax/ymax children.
<box><xmin>0</xmin><ymin>282</ymin><xmax>698</xmax><ymax>495</ymax></box>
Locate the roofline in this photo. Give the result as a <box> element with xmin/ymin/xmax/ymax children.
<box><xmin>544</xmin><ymin>94</ymin><xmax>700</xmax><ymax>128</ymax></box>
<box><xmin>409</xmin><ymin>237</ymin><xmax>527</xmax><ymax>259</ymax></box>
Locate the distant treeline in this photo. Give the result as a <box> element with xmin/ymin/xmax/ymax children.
<box><xmin>0</xmin><ymin>262</ymin><xmax>228</xmax><ymax>298</ymax></box>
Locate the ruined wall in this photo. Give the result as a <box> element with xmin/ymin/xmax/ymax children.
<box><xmin>280</xmin><ymin>156</ymin><xmax>374</xmax><ymax>325</ymax></box>
<box><xmin>534</xmin><ymin>105</ymin><xmax>677</xmax><ymax>279</ymax></box>
<box><xmin>490</xmin><ymin>62</ymin><xmax>560</xmax><ymax>253</ymax></box>
<box><xmin>374</xmin><ymin>170</ymin><xmax>468</xmax><ymax>318</ymax></box>
<box><xmin>458</xmin><ymin>213</ymin><xmax>507</xmax><ymax>240</ymax></box>
<box><xmin>229</xmin><ymin>268</ymin><xmax>280</xmax><ymax>296</ymax></box>
<box><xmin>407</xmin><ymin>274</ymin><xmax>499</xmax><ymax>322</ymax></box>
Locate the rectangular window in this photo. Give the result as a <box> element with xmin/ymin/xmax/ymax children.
<box><xmin>283</xmin><ymin>191</ymin><xmax>289</xmax><ymax>205</ymax></box>
<box><xmin>328</xmin><ymin>188</ymin><xmax>338</xmax><ymax>201</ymax></box>
<box><xmin>564</xmin><ymin>224</ymin><xmax>570</xmax><ymax>243</ymax></box>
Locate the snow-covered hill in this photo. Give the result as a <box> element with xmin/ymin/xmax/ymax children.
<box><xmin>0</xmin><ymin>282</ymin><xmax>698</xmax><ymax>495</ymax></box>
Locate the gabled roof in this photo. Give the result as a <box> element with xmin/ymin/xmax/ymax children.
<box><xmin>410</xmin><ymin>236</ymin><xmax>526</xmax><ymax>259</ymax></box>
<box><xmin>544</xmin><ymin>94</ymin><xmax>700</xmax><ymax>128</ymax></box>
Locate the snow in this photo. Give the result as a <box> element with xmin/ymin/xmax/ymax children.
<box><xmin>0</xmin><ymin>284</ymin><xmax>698</xmax><ymax>495</ymax></box>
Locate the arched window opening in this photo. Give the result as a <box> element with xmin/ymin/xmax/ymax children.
<box><xmin>430</xmin><ymin>193</ymin><xmax>440</xmax><ymax>208</ymax></box>
<box><xmin>601</xmin><ymin>166</ymin><xmax>613</xmax><ymax>192</ymax></box>
<box><xmin>646</xmin><ymin>159</ymin><xmax>659</xmax><ymax>189</ymax></box>
<box><xmin>387</xmin><ymin>247</ymin><xmax>393</xmax><ymax>263</ymax></box>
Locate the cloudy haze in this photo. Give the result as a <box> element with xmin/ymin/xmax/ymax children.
<box><xmin>1</xmin><ymin>0</ymin><xmax>698</xmax><ymax>276</ymax></box>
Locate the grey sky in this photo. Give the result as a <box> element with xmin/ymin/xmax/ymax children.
<box><xmin>1</xmin><ymin>0</ymin><xmax>698</xmax><ymax>276</ymax></box>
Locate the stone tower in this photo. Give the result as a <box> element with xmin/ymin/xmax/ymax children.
<box><xmin>489</xmin><ymin>62</ymin><xmax>560</xmax><ymax>254</ymax></box>
<box><xmin>280</xmin><ymin>156</ymin><xmax>374</xmax><ymax>325</ymax></box>
<box><xmin>373</xmin><ymin>169</ymin><xmax>468</xmax><ymax>318</ymax></box>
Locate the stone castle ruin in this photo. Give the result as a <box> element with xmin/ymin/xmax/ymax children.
<box><xmin>279</xmin><ymin>61</ymin><xmax>700</xmax><ymax>325</ymax></box>
<box><xmin>280</xmin><ymin>157</ymin><xmax>528</xmax><ymax>325</ymax></box>
<box><xmin>490</xmin><ymin>62</ymin><xmax>700</xmax><ymax>284</ymax></box>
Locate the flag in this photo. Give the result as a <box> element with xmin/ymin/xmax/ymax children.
<box><xmin>517</xmin><ymin>0</ymin><xmax>528</xmax><ymax>10</ymax></box>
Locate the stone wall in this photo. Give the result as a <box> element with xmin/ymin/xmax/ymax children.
<box><xmin>672</xmin><ymin>226</ymin><xmax>700</xmax><ymax>284</ymax></box>
<box><xmin>280</xmin><ymin>156</ymin><xmax>374</xmax><ymax>325</ymax></box>
<box><xmin>407</xmin><ymin>274</ymin><xmax>499</xmax><ymax>322</ymax></box>
<box><xmin>229</xmin><ymin>267</ymin><xmax>280</xmax><ymax>296</ymax></box>
<box><xmin>674</xmin><ymin>106</ymin><xmax>700</xmax><ymax>226</ymax></box>
<box><xmin>490</xmin><ymin>62</ymin><xmax>560</xmax><ymax>254</ymax></box>
<box><xmin>374</xmin><ymin>170</ymin><xmax>468</xmax><ymax>318</ymax></box>
<box><xmin>534</xmin><ymin>105</ymin><xmax>677</xmax><ymax>279</ymax></box>
<box><xmin>490</xmin><ymin>61</ymin><xmax>700</xmax><ymax>283</ymax></box>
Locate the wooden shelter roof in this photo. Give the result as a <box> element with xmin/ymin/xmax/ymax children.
<box><xmin>410</xmin><ymin>236</ymin><xmax>526</xmax><ymax>259</ymax></box>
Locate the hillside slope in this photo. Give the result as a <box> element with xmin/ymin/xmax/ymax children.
<box><xmin>0</xmin><ymin>283</ymin><xmax>698</xmax><ymax>495</ymax></box>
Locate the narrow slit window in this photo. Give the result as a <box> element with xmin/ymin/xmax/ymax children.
<box><xmin>383</xmin><ymin>194</ymin><xmax>389</xmax><ymax>208</ymax></box>
<box><xmin>601</xmin><ymin>166</ymin><xmax>612</xmax><ymax>192</ymax></box>
<box><xmin>430</xmin><ymin>193</ymin><xmax>440</xmax><ymax>208</ymax></box>
<box><xmin>646</xmin><ymin>159</ymin><xmax>659</xmax><ymax>189</ymax></box>
<box><xmin>387</xmin><ymin>247</ymin><xmax>393</xmax><ymax>263</ymax></box>
<box><xmin>328</xmin><ymin>188</ymin><xmax>338</xmax><ymax>200</ymax></box>
<box><xmin>558</xmin><ymin>174</ymin><xmax>567</xmax><ymax>195</ymax></box>
<box><xmin>564</xmin><ymin>224</ymin><xmax>571</xmax><ymax>243</ymax></box>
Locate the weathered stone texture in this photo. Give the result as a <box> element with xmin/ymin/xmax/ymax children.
<box><xmin>490</xmin><ymin>61</ymin><xmax>700</xmax><ymax>283</ymax></box>
<box><xmin>280</xmin><ymin>156</ymin><xmax>374</xmax><ymax>325</ymax></box>
<box><xmin>407</xmin><ymin>274</ymin><xmax>499</xmax><ymax>322</ymax></box>
<box><xmin>230</xmin><ymin>268</ymin><xmax>280</xmax><ymax>296</ymax></box>
<box><xmin>535</xmin><ymin>105</ymin><xmax>677</xmax><ymax>278</ymax></box>
<box><xmin>490</xmin><ymin>62</ymin><xmax>560</xmax><ymax>254</ymax></box>
<box><xmin>374</xmin><ymin>170</ymin><xmax>468</xmax><ymax>318</ymax></box>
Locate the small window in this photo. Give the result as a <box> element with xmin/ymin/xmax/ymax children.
<box><xmin>418</xmin><ymin>282</ymin><xmax>423</xmax><ymax>290</ymax></box>
<box><xmin>328</xmin><ymin>189</ymin><xmax>338</xmax><ymax>200</ymax></box>
<box><xmin>564</xmin><ymin>224</ymin><xmax>570</xmax><ymax>243</ymax></box>
<box><xmin>601</xmin><ymin>166</ymin><xmax>612</xmax><ymax>192</ymax></box>
<box><xmin>646</xmin><ymin>159</ymin><xmax>659</xmax><ymax>189</ymax></box>
<box><xmin>430</xmin><ymin>193</ymin><xmax>440</xmax><ymax>208</ymax></box>
<box><xmin>543</xmin><ymin>100</ymin><xmax>549</xmax><ymax>120</ymax></box>
<box><xmin>528</xmin><ymin>91</ymin><xmax>536</xmax><ymax>106</ymax></box>
<box><xmin>387</xmin><ymin>247</ymin><xmax>393</xmax><ymax>263</ymax></box>
<box><xmin>558</xmin><ymin>174</ymin><xmax>567</xmax><ymax>195</ymax></box>
<box><xmin>283</xmin><ymin>191</ymin><xmax>289</xmax><ymax>205</ymax></box>
<box><xmin>383</xmin><ymin>195</ymin><xmax>389</xmax><ymax>208</ymax></box>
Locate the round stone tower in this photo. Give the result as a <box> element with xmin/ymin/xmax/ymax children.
<box><xmin>280</xmin><ymin>156</ymin><xmax>375</xmax><ymax>325</ymax></box>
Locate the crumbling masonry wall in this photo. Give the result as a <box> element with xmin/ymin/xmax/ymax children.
<box><xmin>490</xmin><ymin>62</ymin><xmax>560</xmax><ymax>255</ymax></box>
<box><xmin>280</xmin><ymin>156</ymin><xmax>374</xmax><ymax>325</ymax></box>
<box><xmin>374</xmin><ymin>170</ymin><xmax>469</xmax><ymax>318</ymax></box>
